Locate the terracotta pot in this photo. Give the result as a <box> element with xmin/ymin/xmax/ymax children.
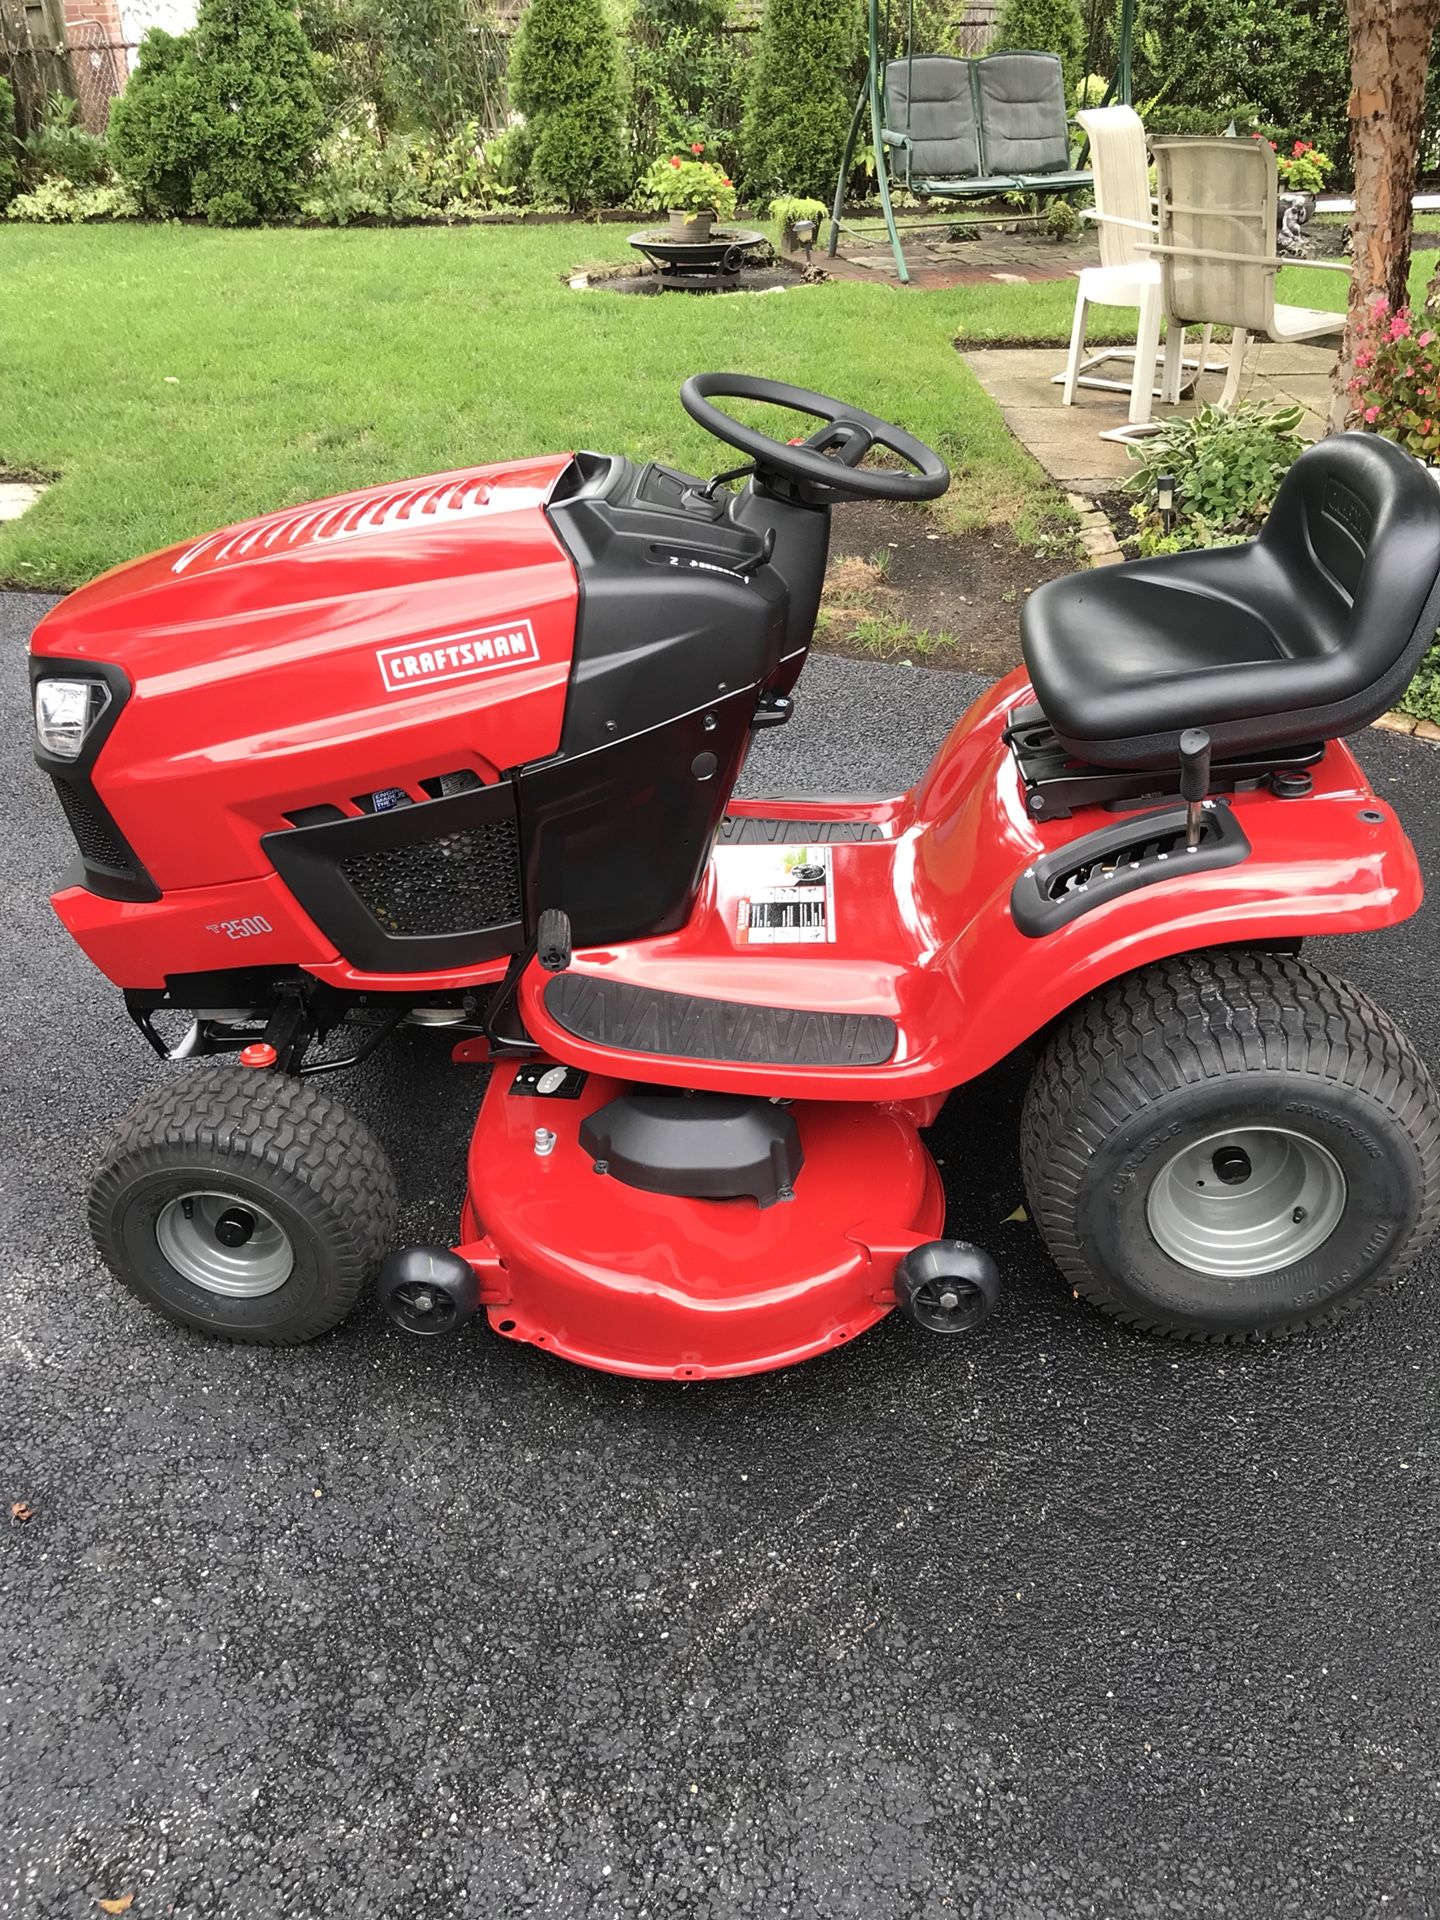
<box><xmin>669</xmin><ymin>208</ymin><xmax>715</xmax><ymax>243</ymax></box>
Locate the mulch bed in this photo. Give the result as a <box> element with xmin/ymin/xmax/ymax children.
<box><xmin>818</xmin><ymin>496</ymin><xmax>1077</xmax><ymax>676</ymax></box>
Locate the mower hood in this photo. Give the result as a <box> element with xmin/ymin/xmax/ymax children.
<box><xmin>30</xmin><ymin>454</ymin><xmax>581</xmax><ymax>683</ymax></box>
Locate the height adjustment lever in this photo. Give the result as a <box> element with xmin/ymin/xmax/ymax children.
<box><xmin>1179</xmin><ymin>727</ymin><xmax>1212</xmax><ymax>852</ymax></box>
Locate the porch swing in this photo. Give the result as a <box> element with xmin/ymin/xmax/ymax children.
<box><xmin>828</xmin><ymin>0</ymin><xmax>1136</xmax><ymax>283</ymax></box>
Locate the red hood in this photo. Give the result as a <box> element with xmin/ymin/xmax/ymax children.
<box><xmin>32</xmin><ymin>454</ymin><xmax>578</xmax><ymax>679</ymax></box>
<box><xmin>30</xmin><ymin>454</ymin><xmax>582</xmax><ymax>891</ymax></box>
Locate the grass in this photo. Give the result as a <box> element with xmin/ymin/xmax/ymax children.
<box><xmin>0</xmin><ymin>221</ymin><xmax>1362</xmax><ymax>590</ymax></box>
<box><xmin>0</xmin><ymin>222</ymin><xmax>1053</xmax><ymax>589</ymax></box>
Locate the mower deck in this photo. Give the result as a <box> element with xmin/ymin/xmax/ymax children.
<box><xmin>457</xmin><ymin>1061</ymin><xmax>946</xmax><ymax>1379</ymax></box>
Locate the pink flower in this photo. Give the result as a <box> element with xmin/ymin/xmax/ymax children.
<box><xmin>1420</xmin><ymin>331</ymin><xmax>1435</xmax><ymax>347</ymax></box>
<box><xmin>1355</xmin><ymin>349</ymin><xmax>1373</xmax><ymax>369</ymax></box>
<box><xmin>691</xmin><ymin>142</ymin><xmax>705</xmax><ymax>155</ymax></box>
<box><xmin>1390</xmin><ymin>314</ymin><xmax>1412</xmax><ymax>340</ymax></box>
<box><xmin>1365</xmin><ymin>405</ymin><xmax>1380</xmax><ymax>422</ymax></box>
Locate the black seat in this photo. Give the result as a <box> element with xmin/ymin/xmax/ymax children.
<box><xmin>1021</xmin><ymin>433</ymin><xmax>1440</xmax><ymax>770</ymax></box>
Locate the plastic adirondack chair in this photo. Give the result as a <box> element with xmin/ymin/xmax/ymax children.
<box><xmin>1057</xmin><ymin>106</ymin><xmax>1219</xmax><ymax>425</ymax></box>
<box><xmin>1147</xmin><ymin>137</ymin><xmax>1345</xmax><ymax>410</ymax></box>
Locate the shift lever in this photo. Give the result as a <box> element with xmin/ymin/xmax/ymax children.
<box><xmin>1179</xmin><ymin>727</ymin><xmax>1211</xmax><ymax>852</ymax></box>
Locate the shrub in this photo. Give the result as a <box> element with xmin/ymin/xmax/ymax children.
<box><xmin>111</xmin><ymin>0</ymin><xmax>324</xmax><ymax>225</ymax></box>
<box><xmin>0</xmin><ymin>78</ymin><xmax>19</xmax><ymax>209</ymax></box>
<box><xmin>1124</xmin><ymin>402</ymin><xmax>1306</xmax><ymax>555</ymax></box>
<box><xmin>1346</xmin><ymin>297</ymin><xmax>1440</xmax><ymax>461</ymax></box>
<box><xmin>1397</xmin><ymin>641</ymin><xmax>1440</xmax><ymax>723</ymax></box>
<box><xmin>21</xmin><ymin>95</ymin><xmax>110</xmax><ymax>187</ymax></box>
<box><xmin>300</xmin><ymin>121</ymin><xmax>512</xmax><ymax>224</ymax></box>
<box><xmin>992</xmin><ymin>0</ymin><xmax>1084</xmax><ymax>99</ymax></box>
<box><xmin>6</xmin><ymin>179</ymin><xmax>139</xmax><ymax>222</ymax></box>
<box><xmin>188</xmin><ymin>0</ymin><xmax>325</xmax><ymax>224</ymax></box>
<box><xmin>768</xmin><ymin>194</ymin><xmax>830</xmax><ymax>251</ymax></box>
<box><xmin>508</xmin><ymin>0</ymin><xmax>628</xmax><ymax>211</ymax></box>
<box><xmin>741</xmin><ymin>0</ymin><xmax>856</xmax><ymax>200</ymax></box>
<box><xmin>627</xmin><ymin>0</ymin><xmax>747</xmax><ymax>164</ymax></box>
<box><xmin>1130</xmin><ymin>0</ymin><xmax>1349</xmax><ymax>174</ymax></box>
<box><xmin>109</xmin><ymin>29</ymin><xmax>203</xmax><ymax>217</ymax></box>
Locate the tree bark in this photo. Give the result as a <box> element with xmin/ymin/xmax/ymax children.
<box><xmin>1331</xmin><ymin>0</ymin><xmax>1440</xmax><ymax>427</ymax></box>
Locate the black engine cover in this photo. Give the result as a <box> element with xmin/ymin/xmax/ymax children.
<box><xmin>579</xmin><ymin>1089</ymin><xmax>803</xmax><ymax>1209</ymax></box>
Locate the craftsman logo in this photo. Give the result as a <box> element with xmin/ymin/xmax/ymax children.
<box><xmin>376</xmin><ymin>620</ymin><xmax>539</xmax><ymax>694</ymax></box>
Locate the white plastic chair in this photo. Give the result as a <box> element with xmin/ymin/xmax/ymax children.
<box><xmin>1147</xmin><ymin>137</ymin><xmax>1345</xmax><ymax>409</ymax></box>
<box><xmin>1055</xmin><ymin>106</ymin><xmax>1216</xmax><ymax>428</ymax></box>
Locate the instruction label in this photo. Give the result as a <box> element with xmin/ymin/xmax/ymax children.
<box><xmin>734</xmin><ymin>845</ymin><xmax>835</xmax><ymax>945</ymax></box>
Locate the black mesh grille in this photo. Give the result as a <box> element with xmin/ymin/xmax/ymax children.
<box><xmin>339</xmin><ymin>820</ymin><xmax>522</xmax><ymax>936</ymax></box>
<box><xmin>52</xmin><ymin>777</ymin><xmax>135</xmax><ymax>873</ymax></box>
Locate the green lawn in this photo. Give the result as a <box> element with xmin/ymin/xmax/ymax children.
<box><xmin>0</xmin><ymin>221</ymin><xmax>1352</xmax><ymax>590</ymax></box>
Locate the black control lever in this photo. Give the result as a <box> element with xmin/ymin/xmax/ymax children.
<box><xmin>1179</xmin><ymin>727</ymin><xmax>1211</xmax><ymax>852</ymax></box>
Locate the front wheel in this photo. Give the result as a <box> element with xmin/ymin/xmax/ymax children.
<box><xmin>89</xmin><ymin>1066</ymin><xmax>399</xmax><ymax>1344</ymax></box>
<box><xmin>1020</xmin><ymin>950</ymin><xmax>1440</xmax><ymax>1341</ymax></box>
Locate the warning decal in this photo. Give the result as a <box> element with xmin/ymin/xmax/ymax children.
<box><xmin>734</xmin><ymin>845</ymin><xmax>835</xmax><ymax>945</ymax></box>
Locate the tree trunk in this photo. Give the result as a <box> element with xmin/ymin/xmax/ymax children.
<box><xmin>1331</xmin><ymin>0</ymin><xmax>1440</xmax><ymax>427</ymax></box>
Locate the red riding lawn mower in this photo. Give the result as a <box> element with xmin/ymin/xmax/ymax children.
<box><xmin>28</xmin><ymin>375</ymin><xmax>1440</xmax><ymax>1375</ymax></box>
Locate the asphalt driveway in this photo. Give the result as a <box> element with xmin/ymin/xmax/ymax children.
<box><xmin>3</xmin><ymin>589</ymin><xmax>1439</xmax><ymax>1919</ymax></box>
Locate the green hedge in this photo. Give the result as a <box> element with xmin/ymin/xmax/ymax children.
<box><xmin>509</xmin><ymin>0</ymin><xmax>629</xmax><ymax>210</ymax></box>
<box><xmin>111</xmin><ymin>0</ymin><xmax>323</xmax><ymax>225</ymax></box>
<box><xmin>741</xmin><ymin>0</ymin><xmax>857</xmax><ymax>200</ymax></box>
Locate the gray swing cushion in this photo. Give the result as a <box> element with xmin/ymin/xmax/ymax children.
<box><xmin>975</xmin><ymin>52</ymin><xmax>1072</xmax><ymax>177</ymax></box>
<box><xmin>884</xmin><ymin>57</ymin><xmax>980</xmax><ymax>178</ymax></box>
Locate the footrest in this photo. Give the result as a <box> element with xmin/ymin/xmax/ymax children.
<box><xmin>543</xmin><ymin>975</ymin><xmax>898</xmax><ymax>1067</ymax></box>
<box><xmin>719</xmin><ymin>816</ymin><xmax>884</xmax><ymax>844</ymax></box>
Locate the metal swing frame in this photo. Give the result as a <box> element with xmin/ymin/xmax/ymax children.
<box><xmin>828</xmin><ymin>0</ymin><xmax>1136</xmax><ymax>284</ymax></box>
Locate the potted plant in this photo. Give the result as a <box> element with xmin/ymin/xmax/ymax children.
<box><xmin>1255</xmin><ymin>134</ymin><xmax>1334</xmax><ymax>251</ymax></box>
<box><xmin>640</xmin><ymin>143</ymin><xmax>736</xmax><ymax>242</ymax></box>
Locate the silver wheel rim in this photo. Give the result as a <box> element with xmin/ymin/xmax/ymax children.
<box><xmin>1145</xmin><ymin>1126</ymin><xmax>1347</xmax><ymax>1278</ymax></box>
<box><xmin>155</xmin><ymin>1190</ymin><xmax>294</xmax><ymax>1298</ymax></box>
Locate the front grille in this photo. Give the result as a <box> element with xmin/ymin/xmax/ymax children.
<box><xmin>339</xmin><ymin>820</ymin><xmax>522</xmax><ymax>936</ymax></box>
<box><xmin>52</xmin><ymin>777</ymin><xmax>135</xmax><ymax>873</ymax></box>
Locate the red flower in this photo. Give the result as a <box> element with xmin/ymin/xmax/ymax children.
<box><xmin>721</xmin><ymin>176</ymin><xmax>731</xmax><ymax>187</ymax></box>
<box><xmin>669</xmin><ymin>156</ymin><xmax>682</xmax><ymax>168</ymax></box>
<box><xmin>1293</xmin><ymin>140</ymin><xmax>1309</xmax><ymax>155</ymax></box>
<box><xmin>691</xmin><ymin>142</ymin><xmax>705</xmax><ymax>155</ymax></box>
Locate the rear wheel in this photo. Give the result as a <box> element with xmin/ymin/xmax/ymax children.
<box><xmin>1020</xmin><ymin>950</ymin><xmax>1440</xmax><ymax>1341</ymax></box>
<box><xmin>89</xmin><ymin>1066</ymin><xmax>398</xmax><ymax>1344</ymax></box>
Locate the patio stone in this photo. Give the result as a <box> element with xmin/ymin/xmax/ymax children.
<box><xmin>958</xmin><ymin>340</ymin><xmax>1338</xmax><ymax>496</ymax></box>
<box><xmin>1374</xmin><ymin>711</ymin><xmax>1420</xmax><ymax>735</ymax></box>
<box><xmin>0</xmin><ymin>483</ymin><xmax>43</xmax><ymax>523</ymax></box>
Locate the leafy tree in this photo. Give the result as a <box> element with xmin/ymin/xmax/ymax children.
<box><xmin>741</xmin><ymin>0</ymin><xmax>857</xmax><ymax>199</ymax></box>
<box><xmin>508</xmin><ymin>0</ymin><xmax>628</xmax><ymax>209</ymax></box>
<box><xmin>110</xmin><ymin>0</ymin><xmax>323</xmax><ymax>225</ymax></box>
<box><xmin>992</xmin><ymin>0</ymin><xmax>1085</xmax><ymax>98</ymax></box>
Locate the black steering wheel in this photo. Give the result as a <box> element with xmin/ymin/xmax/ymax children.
<box><xmin>679</xmin><ymin>373</ymin><xmax>951</xmax><ymax>503</ymax></box>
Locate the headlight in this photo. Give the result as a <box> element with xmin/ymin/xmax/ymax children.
<box><xmin>34</xmin><ymin>677</ymin><xmax>111</xmax><ymax>760</ymax></box>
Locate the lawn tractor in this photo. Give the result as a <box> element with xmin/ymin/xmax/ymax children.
<box><xmin>29</xmin><ymin>375</ymin><xmax>1440</xmax><ymax>1374</ymax></box>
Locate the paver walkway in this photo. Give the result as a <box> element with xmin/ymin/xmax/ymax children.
<box><xmin>959</xmin><ymin>340</ymin><xmax>1337</xmax><ymax>494</ymax></box>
